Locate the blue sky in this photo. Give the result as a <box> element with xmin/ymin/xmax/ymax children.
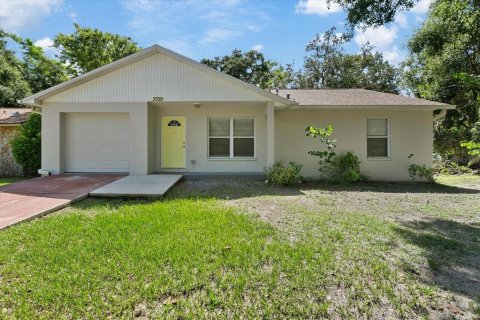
<box><xmin>0</xmin><ymin>0</ymin><xmax>433</xmax><ymax>67</ymax></box>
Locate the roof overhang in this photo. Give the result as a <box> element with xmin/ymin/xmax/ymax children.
<box><xmin>20</xmin><ymin>45</ymin><xmax>296</xmax><ymax>108</ymax></box>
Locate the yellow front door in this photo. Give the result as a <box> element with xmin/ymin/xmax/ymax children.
<box><xmin>161</xmin><ymin>116</ymin><xmax>186</xmax><ymax>168</ymax></box>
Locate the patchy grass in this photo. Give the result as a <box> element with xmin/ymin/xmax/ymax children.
<box><xmin>0</xmin><ymin>175</ymin><xmax>479</xmax><ymax>318</ymax></box>
<box><xmin>0</xmin><ymin>177</ymin><xmax>25</xmax><ymax>187</ymax></box>
<box><xmin>437</xmin><ymin>174</ymin><xmax>480</xmax><ymax>189</ymax></box>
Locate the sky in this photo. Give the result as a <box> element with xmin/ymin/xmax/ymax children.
<box><xmin>0</xmin><ymin>0</ymin><xmax>433</xmax><ymax>68</ymax></box>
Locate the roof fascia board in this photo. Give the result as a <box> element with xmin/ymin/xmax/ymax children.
<box><xmin>287</xmin><ymin>104</ymin><xmax>455</xmax><ymax>110</ymax></box>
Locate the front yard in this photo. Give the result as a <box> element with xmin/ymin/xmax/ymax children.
<box><xmin>0</xmin><ymin>176</ymin><xmax>479</xmax><ymax>318</ymax></box>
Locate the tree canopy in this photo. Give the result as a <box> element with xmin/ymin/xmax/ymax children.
<box><xmin>295</xmin><ymin>28</ymin><xmax>400</xmax><ymax>93</ymax></box>
<box><xmin>0</xmin><ymin>30</ymin><xmax>31</xmax><ymax>107</ymax></box>
<box><xmin>200</xmin><ymin>49</ymin><xmax>291</xmax><ymax>89</ymax></box>
<box><xmin>328</xmin><ymin>0</ymin><xmax>419</xmax><ymax>29</ymax></box>
<box><xmin>14</xmin><ymin>36</ymin><xmax>71</xmax><ymax>93</ymax></box>
<box><xmin>403</xmin><ymin>0</ymin><xmax>480</xmax><ymax>162</ymax></box>
<box><xmin>53</xmin><ymin>24</ymin><xmax>141</xmax><ymax>76</ymax></box>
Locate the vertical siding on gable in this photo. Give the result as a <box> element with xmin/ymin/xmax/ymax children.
<box><xmin>46</xmin><ymin>54</ymin><xmax>269</xmax><ymax>103</ymax></box>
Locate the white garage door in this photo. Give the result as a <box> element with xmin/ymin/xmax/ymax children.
<box><xmin>64</xmin><ymin>113</ymin><xmax>129</xmax><ymax>173</ymax></box>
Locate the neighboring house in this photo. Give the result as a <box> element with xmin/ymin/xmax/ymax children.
<box><xmin>20</xmin><ymin>45</ymin><xmax>453</xmax><ymax>181</ymax></box>
<box><xmin>0</xmin><ymin>108</ymin><xmax>31</xmax><ymax>176</ymax></box>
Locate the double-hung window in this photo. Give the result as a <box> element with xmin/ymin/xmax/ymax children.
<box><xmin>367</xmin><ymin>118</ymin><xmax>390</xmax><ymax>158</ymax></box>
<box><xmin>208</xmin><ymin>118</ymin><xmax>255</xmax><ymax>158</ymax></box>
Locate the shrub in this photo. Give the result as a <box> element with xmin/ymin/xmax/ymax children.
<box><xmin>11</xmin><ymin>112</ymin><xmax>41</xmax><ymax>176</ymax></box>
<box><xmin>265</xmin><ymin>161</ymin><xmax>303</xmax><ymax>186</ymax></box>
<box><xmin>330</xmin><ymin>151</ymin><xmax>367</xmax><ymax>184</ymax></box>
<box><xmin>408</xmin><ymin>164</ymin><xmax>435</xmax><ymax>183</ymax></box>
<box><xmin>306</xmin><ymin>125</ymin><xmax>366</xmax><ymax>184</ymax></box>
<box><xmin>433</xmin><ymin>157</ymin><xmax>473</xmax><ymax>175</ymax></box>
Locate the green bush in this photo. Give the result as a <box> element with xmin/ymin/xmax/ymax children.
<box><xmin>408</xmin><ymin>164</ymin><xmax>435</xmax><ymax>183</ymax></box>
<box><xmin>329</xmin><ymin>151</ymin><xmax>367</xmax><ymax>184</ymax></box>
<box><xmin>433</xmin><ymin>157</ymin><xmax>473</xmax><ymax>175</ymax></box>
<box><xmin>11</xmin><ymin>112</ymin><xmax>41</xmax><ymax>176</ymax></box>
<box><xmin>265</xmin><ymin>161</ymin><xmax>303</xmax><ymax>186</ymax></box>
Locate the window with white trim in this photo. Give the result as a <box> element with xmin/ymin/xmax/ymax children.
<box><xmin>208</xmin><ymin>118</ymin><xmax>255</xmax><ymax>158</ymax></box>
<box><xmin>367</xmin><ymin>118</ymin><xmax>389</xmax><ymax>158</ymax></box>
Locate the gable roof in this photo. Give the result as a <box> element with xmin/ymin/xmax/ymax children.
<box><xmin>20</xmin><ymin>45</ymin><xmax>294</xmax><ymax>107</ymax></box>
<box><xmin>0</xmin><ymin>108</ymin><xmax>31</xmax><ymax>125</ymax></box>
<box><xmin>272</xmin><ymin>89</ymin><xmax>454</xmax><ymax>109</ymax></box>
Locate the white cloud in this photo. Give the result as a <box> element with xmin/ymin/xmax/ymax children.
<box><xmin>382</xmin><ymin>47</ymin><xmax>406</xmax><ymax>66</ymax></box>
<box><xmin>34</xmin><ymin>37</ymin><xmax>54</xmax><ymax>49</ymax></box>
<box><xmin>0</xmin><ymin>0</ymin><xmax>63</xmax><ymax>32</ymax></box>
<box><xmin>122</xmin><ymin>0</ymin><xmax>270</xmax><ymax>55</ymax></box>
<box><xmin>252</xmin><ymin>44</ymin><xmax>263</xmax><ymax>51</ymax></box>
<box><xmin>395</xmin><ymin>12</ymin><xmax>408</xmax><ymax>28</ymax></box>
<box><xmin>415</xmin><ymin>16</ymin><xmax>425</xmax><ymax>24</ymax></box>
<box><xmin>158</xmin><ymin>39</ymin><xmax>193</xmax><ymax>57</ymax></box>
<box><xmin>295</xmin><ymin>0</ymin><xmax>342</xmax><ymax>16</ymax></box>
<box><xmin>199</xmin><ymin>28</ymin><xmax>237</xmax><ymax>45</ymax></box>
<box><xmin>34</xmin><ymin>37</ymin><xmax>59</xmax><ymax>57</ymax></box>
<box><xmin>354</xmin><ymin>25</ymin><xmax>398</xmax><ymax>51</ymax></box>
<box><xmin>68</xmin><ymin>11</ymin><xmax>77</xmax><ymax>22</ymax></box>
<box><xmin>411</xmin><ymin>0</ymin><xmax>433</xmax><ymax>14</ymax></box>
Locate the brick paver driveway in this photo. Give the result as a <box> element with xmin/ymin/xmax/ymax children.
<box><xmin>0</xmin><ymin>174</ymin><xmax>123</xmax><ymax>229</ymax></box>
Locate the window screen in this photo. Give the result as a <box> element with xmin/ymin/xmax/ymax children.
<box><xmin>367</xmin><ymin>118</ymin><xmax>389</xmax><ymax>157</ymax></box>
<box><xmin>208</xmin><ymin>118</ymin><xmax>255</xmax><ymax>158</ymax></box>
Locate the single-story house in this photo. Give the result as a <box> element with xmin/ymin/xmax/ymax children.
<box><xmin>0</xmin><ymin>108</ymin><xmax>31</xmax><ymax>176</ymax></box>
<box><xmin>20</xmin><ymin>45</ymin><xmax>453</xmax><ymax>181</ymax></box>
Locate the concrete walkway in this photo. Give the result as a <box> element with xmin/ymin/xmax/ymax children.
<box><xmin>89</xmin><ymin>174</ymin><xmax>183</xmax><ymax>198</ymax></box>
<box><xmin>0</xmin><ymin>174</ymin><xmax>123</xmax><ymax>229</ymax></box>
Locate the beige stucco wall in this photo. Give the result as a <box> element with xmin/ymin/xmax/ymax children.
<box><xmin>0</xmin><ymin>126</ymin><xmax>23</xmax><ymax>176</ymax></box>
<box><xmin>275</xmin><ymin>108</ymin><xmax>433</xmax><ymax>181</ymax></box>
<box><xmin>41</xmin><ymin>102</ymin><xmax>150</xmax><ymax>175</ymax></box>
<box><xmin>152</xmin><ymin>102</ymin><xmax>268</xmax><ymax>173</ymax></box>
<box><xmin>40</xmin><ymin>102</ymin><xmax>434</xmax><ymax>181</ymax></box>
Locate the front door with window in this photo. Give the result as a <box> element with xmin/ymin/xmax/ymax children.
<box><xmin>161</xmin><ymin>116</ymin><xmax>186</xmax><ymax>168</ymax></box>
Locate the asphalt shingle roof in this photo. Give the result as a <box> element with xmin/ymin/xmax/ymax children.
<box><xmin>0</xmin><ymin>108</ymin><xmax>31</xmax><ymax>125</ymax></box>
<box><xmin>271</xmin><ymin>89</ymin><xmax>450</xmax><ymax>107</ymax></box>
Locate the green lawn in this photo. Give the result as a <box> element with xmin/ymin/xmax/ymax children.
<box><xmin>0</xmin><ymin>177</ymin><xmax>25</xmax><ymax>187</ymax></box>
<box><xmin>0</xmin><ymin>175</ymin><xmax>479</xmax><ymax>318</ymax></box>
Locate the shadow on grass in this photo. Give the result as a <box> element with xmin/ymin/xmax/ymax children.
<box><xmin>394</xmin><ymin>218</ymin><xmax>480</xmax><ymax>303</ymax></box>
<box><xmin>161</xmin><ymin>179</ymin><xmax>480</xmax><ymax>201</ymax></box>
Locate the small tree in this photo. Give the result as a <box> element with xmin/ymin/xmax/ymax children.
<box><xmin>11</xmin><ymin>112</ymin><xmax>41</xmax><ymax>176</ymax></box>
<box><xmin>305</xmin><ymin>125</ymin><xmax>337</xmax><ymax>174</ymax></box>
<box><xmin>306</xmin><ymin>125</ymin><xmax>366</xmax><ymax>183</ymax></box>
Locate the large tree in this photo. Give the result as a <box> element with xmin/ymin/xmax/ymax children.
<box><xmin>0</xmin><ymin>30</ymin><xmax>31</xmax><ymax>107</ymax></box>
<box><xmin>53</xmin><ymin>24</ymin><xmax>140</xmax><ymax>76</ymax></box>
<box><xmin>403</xmin><ymin>0</ymin><xmax>480</xmax><ymax>162</ymax></box>
<box><xmin>13</xmin><ymin>36</ymin><xmax>71</xmax><ymax>93</ymax></box>
<box><xmin>298</xmin><ymin>28</ymin><xmax>400</xmax><ymax>93</ymax></box>
<box><xmin>200</xmin><ymin>49</ymin><xmax>291</xmax><ymax>89</ymax></box>
<box><xmin>327</xmin><ymin>0</ymin><xmax>421</xmax><ymax>29</ymax></box>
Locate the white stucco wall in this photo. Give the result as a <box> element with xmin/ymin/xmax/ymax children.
<box><xmin>275</xmin><ymin>108</ymin><xmax>434</xmax><ymax>181</ymax></box>
<box><xmin>41</xmin><ymin>102</ymin><xmax>150</xmax><ymax>175</ymax></box>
